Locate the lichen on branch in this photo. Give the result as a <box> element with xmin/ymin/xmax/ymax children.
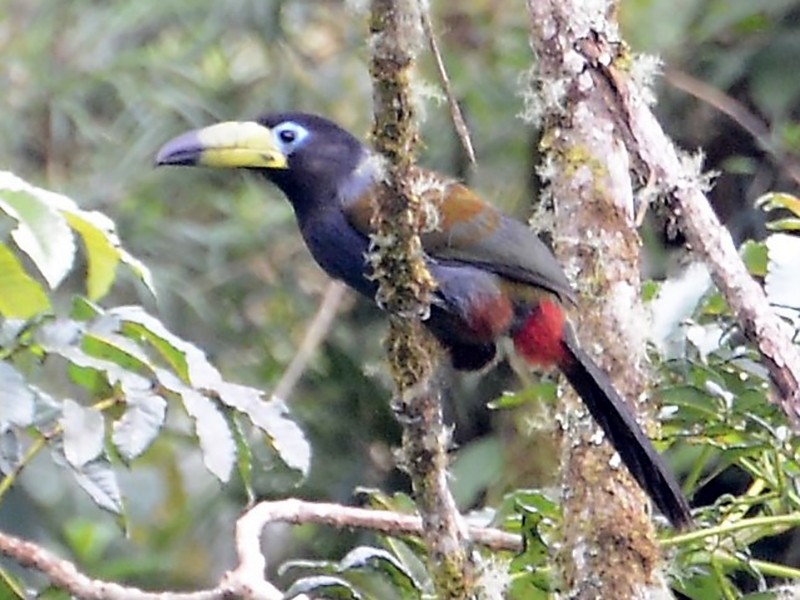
<box><xmin>367</xmin><ymin>0</ymin><xmax>474</xmax><ymax>597</ymax></box>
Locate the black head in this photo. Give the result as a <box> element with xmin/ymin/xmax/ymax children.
<box><xmin>156</xmin><ymin>112</ymin><xmax>368</xmax><ymax>216</ymax></box>
<box><xmin>256</xmin><ymin>112</ymin><xmax>366</xmax><ymax>203</ymax></box>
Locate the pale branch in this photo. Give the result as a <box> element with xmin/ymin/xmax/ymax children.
<box><xmin>368</xmin><ymin>0</ymin><xmax>475</xmax><ymax>596</ymax></box>
<box><xmin>270</xmin><ymin>280</ymin><xmax>346</xmax><ymax>405</ymax></box>
<box><xmin>0</xmin><ymin>499</ymin><xmax>520</xmax><ymax>600</ymax></box>
<box><xmin>232</xmin><ymin>498</ymin><xmax>522</xmax><ymax>553</ymax></box>
<box><xmin>665</xmin><ymin>67</ymin><xmax>800</xmax><ymax>187</ymax></box>
<box><xmin>0</xmin><ymin>530</ymin><xmax>234</xmax><ymax>600</ymax></box>
<box><xmin>576</xmin><ymin>34</ymin><xmax>800</xmax><ymax>420</ymax></box>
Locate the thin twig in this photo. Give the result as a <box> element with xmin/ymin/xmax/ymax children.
<box><xmin>665</xmin><ymin>67</ymin><xmax>800</xmax><ymax>186</ymax></box>
<box><xmin>418</xmin><ymin>2</ymin><xmax>476</xmax><ymax>166</ymax></box>
<box><xmin>271</xmin><ymin>281</ymin><xmax>346</xmax><ymax>404</ymax></box>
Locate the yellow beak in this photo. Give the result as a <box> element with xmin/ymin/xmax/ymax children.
<box><xmin>155</xmin><ymin>121</ymin><xmax>288</xmax><ymax>170</ymax></box>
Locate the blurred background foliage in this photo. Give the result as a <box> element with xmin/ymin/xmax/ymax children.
<box><xmin>1</xmin><ymin>0</ymin><xmax>800</xmax><ymax>597</ymax></box>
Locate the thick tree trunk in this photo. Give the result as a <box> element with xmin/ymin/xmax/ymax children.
<box><xmin>525</xmin><ymin>1</ymin><xmax>675</xmax><ymax>597</ymax></box>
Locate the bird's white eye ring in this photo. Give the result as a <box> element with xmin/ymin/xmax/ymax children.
<box><xmin>273</xmin><ymin>122</ymin><xmax>309</xmax><ymax>154</ymax></box>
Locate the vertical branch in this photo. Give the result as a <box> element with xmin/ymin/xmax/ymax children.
<box><xmin>367</xmin><ymin>0</ymin><xmax>474</xmax><ymax>597</ymax></box>
<box><xmin>525</xmin><ymin>0</ymin><xmax>672</xmax><ymax>597</ymax></box>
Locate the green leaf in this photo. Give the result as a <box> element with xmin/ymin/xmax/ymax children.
<box><xmin>112</xmin><ymin>375</ymin><xmax>166</xmax><ymax>461</ymax></box>
<box><xmin>756</xmin><ymin>191</ymin><xmax>800</xmax><ymax>218</ymax></box>
<box><xmin>231</xmin><ymin>416</ymin><xmax>255</xmax><ymax>504</ymax></box>
<box><xmin>489</xmin><ymin>382</ymin><xmax>557</xmax><ymax>409</ymax></box>
<box><xmin>0</xmin><ymin>172</ymin><xmax>155</xmax><ymax>299</ymax></box>
<box><xmin>284</xmin><ymin>575</ymin><xmax>362</xmax><ymax>599</ymax></box>
<box><xmin>51</xmin><ymin>347</ymin><xmax>124</xmax><ymax>397</ymax></box>
<box><xmin>114</xmin><ymin>307</ymin><xmax>195</xmax><ymax>383</ymax></box>
<box><xmin>71</xmin><ymin>297</ymin><xmax>104</xmax><ymax>321</ymax></box>
<box><xmin>0</xmin><ymin>189</ymin><xmax>75</xmax><ymax>289</ymax></box>
<box><xmin>0</xmin><ymin>429</ymin><xmax>21</xmax><ymax>475</ymax></box>
<box><xmin>339</xmin><ymin>546</ymin><xmax>421</xmax><ymax>597</ymax></box>
<box><xmin>0</xmin><ymin>564</ymin><xmax>27</xmax><ymax>599</ymax></box>
<box><xmin>0</xmin><ymin>242</ymin><xmax>51</xmax><ymax>318</ymax></box>
<box><xmin>62</xmin><ymin>518</ymin><xmax>117</xmax><ymax>566</ymax></box>
<box><xmin>62</xmin><ymin>399</ymin><xmax>105</xmax><ymax>469</ymax></box>
<box><xmin>0</xmin><ymin>361</ymin><xmax>35</xmax><ymax>427</ymax></box>
<box><xmin>69</xmin><ymin>459</ymin><xmax>123</xmax><ymax>515</ymax></box>
<box><xmin>64</xmin><ymin>212</ymin><xmax>121</xmax><ymax>300</ymax></box>
<box><xmin>380</xmin><ymin>538</ymin><xmax>433</xmax><ymax>597</ymax></box>
<box><xmin>215</xmin><ymin>384</ymin><xmax>311</xmax><ymax>476</ymax></box>
<box><xmin>82</xmin><ymin>330</ymin><xmax>154</xmax><ymax>375</ymax></box>
<box><xmin>739</xmin><ymin>240</ymin><xmax>768</xmax><ymax>277</ymax></box>
<box><xmin>765</xmin><ymin>217</ymin><xmax>800</xmax><ymax>231</ymax></box>
<box><xmin>156</xmin><ymin>369</ymin><xmax>235</xmax><ymax>482</ymax></box>
<box><xmin>450</xmin><ymin>436</ymin><xmax>503</xmax><ymax>509</ymax></box>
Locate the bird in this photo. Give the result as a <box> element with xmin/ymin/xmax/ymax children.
<box><xmin>156</xmin><ymin>112</ymin><xmax>693</xmax><ymax>529</ymax></box>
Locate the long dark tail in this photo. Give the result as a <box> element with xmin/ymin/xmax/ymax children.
<box><xmin>560</xmin><ymin>330</ymin><xmax>693</xmax><ymax>529</ymax></box>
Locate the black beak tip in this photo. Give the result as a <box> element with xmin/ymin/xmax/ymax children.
<box><xmin>154</xmin><ymin>131</ymin><xmax>203</xmax><ymax>167</ymax></box>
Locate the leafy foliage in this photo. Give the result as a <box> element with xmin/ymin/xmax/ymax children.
<box><xmin>1</xmin><ymin>0</ymin><xmax>800</xmax><ymax>598</ymax></box>
<box><xmin>0</xmin><ymin>174</ymin><xmax>309</xmax><ymax>530</ymax></box>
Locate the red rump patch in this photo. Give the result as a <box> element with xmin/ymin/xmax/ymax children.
<box><xmin>513</xmin><ymin>300</ymin><xmax>568</xmax><ymax>368</ymax></box>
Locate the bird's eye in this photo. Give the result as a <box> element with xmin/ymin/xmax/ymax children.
<box><xmin>273</xmin><ymin>121</ymin><xmax>309</xmax><ymax>154</ymax></box>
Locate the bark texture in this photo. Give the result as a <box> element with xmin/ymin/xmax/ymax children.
<box><xmin>368</xmin><ymin>0</ymin><xmax>475</xmax><ymax>596</ymax></box>
<box><xmin>526</xmin><ymin>0</ymin><xmax>675</xmax><ymax>597</ymax></box>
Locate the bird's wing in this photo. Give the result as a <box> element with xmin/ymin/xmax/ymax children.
<box><xmin>342</xmin><ymin>168</ymin><xmax>577</xmax><ymax>304</ymax></box>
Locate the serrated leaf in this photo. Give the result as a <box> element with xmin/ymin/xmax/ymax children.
<box><xmin>0</xmin><ymin>172</ymin><xmax>155</xmax><ymax>299</ymax></box>
<box><xmin>0</xmin><ymin>428</ymin><xmax>21</xmax><ymax>475</ymax></box>
<box><xmin>64</xmin><ymin>212</ymin><xmax>120</xmax><ymax>300</ymax></box>
<box><xmin>62</xmin><ymin>399</ymin><xmax>105</xmax><ymax>468</ymax></box>
<box><xmin>284</xmin><ymin>575</ymin><xmax>362</xmax><ymax>600</ymax></box>
<box><xmin>0</xmin><ymin>189</ymin><xmax>75</xmax><ymax>289</ymax></box>
<box><xmin>339</xmin><ymin>546</ymin><xmax>420</xmax><ymax>596</ymax></box>
<box><xmin>113</xmin><ymin>306</ymin><xmax>200</xmax><ymax>384</ymax></box>
<box><xmin>112</xmin><ymin>375</ymin><xmax>166</xmax><ymax>460</ymax></box>
<box><xmin>756</xmin><ymin>191</ymin><xmax>800</xmax><ymax>218</ymax></box>
<box><xmin>157</xmin><ymin>369</ymin><xmax>234</xmax><ymax>482</ymax></box>
<box><xmin>380</xmin><ymin>538</ymin><xmax>433</xmax><ymax>597</ymax></box>
<box><xmin>70</xmin><ymin>296</ymin><xmax>104</xmax><ymax>321</ymax></box>
<box><xmin>50</xmin><ymin>347</ymin><xmax>124</xmax><ymax>396</ymax></box>
<box><xmin>82</xmin><ymin>330</ymin><xmax>153</xmax><ymax>374</ymax></box>
<box><xmin>215</xmin><ymin>384</ymin><xmax>310</xmax><ymax>476</ymax></box>
<box><xmin>0</xmin><ymin>242</ymin><xmax>51</xmax><ymax>318</ymax></box>
<box><xmin>65</xmin><ymin>209</ymin><xmax>155</xmax><ymax>297</ymax></box>
<box><xmin>0</xmin><ymin>361</ymin><xmax>35</xmax><ymax>427</ymax></box>
<box><xmin>35</xmin><ymin>319</ymin><xmax>84</xmax><ymax>353</ymax></box>
<box><xmin>70</xmin><ymin>459</ymin><xmax>123</xmax><ymax>514</ymax></box>
<box><xmin>118</xmin><ymin>248</ymin><xmax>156</xmax><ymax>297</ymax></box>
<box><xmin>231</xmin><ymin>416</ymin><xmax>255</xmax><ymax>504</ymax></box>
<box><xmin>739</xmin><ymin>240</ymin><xmax>768</xmax><ymax>277</ymax></box>
<box><xmin>765</xmin><ymin>233</ymin><xmax>800</xmax><ymax>322</ymax></box>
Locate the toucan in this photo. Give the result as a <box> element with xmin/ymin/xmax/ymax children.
<box><xmin>156</xmin><ymin>112</ymin><xmax>693</xmax><ymax>528</ymax></box>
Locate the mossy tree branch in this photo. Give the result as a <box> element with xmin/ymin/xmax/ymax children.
<box><xmin>367</xmin><ymin>0</ymin><xmax>475</xmax><ymax>597</ymax></box>
<box><xmin>525</xmin><ymin>0</ymin><xmax>675</xmax><ymax>597</ymax></box>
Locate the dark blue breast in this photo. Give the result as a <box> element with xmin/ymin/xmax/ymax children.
<box><xmin>300</xmin><ymin>206</ymin><xmax>378</xmax><ymax>299</ymax></box>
